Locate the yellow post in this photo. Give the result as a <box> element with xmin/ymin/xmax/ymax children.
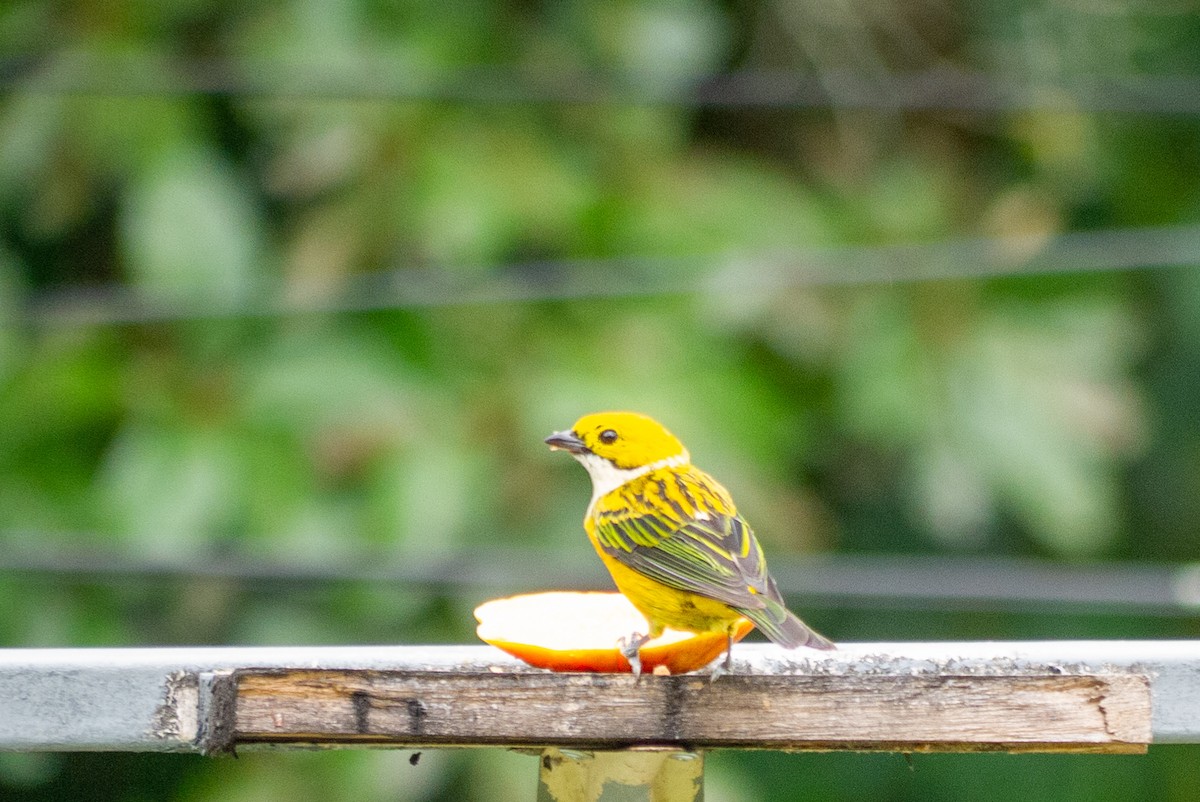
<box><xmin>537</xmin><ymin>748</ymin><xmax>704</xmax><ymax>802</ymax></box>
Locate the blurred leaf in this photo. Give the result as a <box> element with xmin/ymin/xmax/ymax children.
<box><xmin>121</xmin><ymin>144</ymin><xmax>266</xmax><ymax>307</ymax></box>
<box><xmin>0</xmin><ymin>2</ymin><xmax>53</xmax><ymax>50</ymax></box>
<box><xmin>0</xmin><ymin>92</ymin><xmax>65</xmax><ymax>208</ymax></box>
<box><xmin>946</xmin><ymin>297</ymin><xmax>1143</xmax><ymax>554</ymax></box>
<box><xmin>180</xmin><ymin>750</ymin><xmax>451</xmax><ymax>802</ymax></box>
<box><xmin>864</xmin><ymin>158</ymin><xmax>955</xmax><ymax>241</ymax></box>
<box><xmin>835</xmin><ymin>289</ymin><xmax>1143</xmax><ymax>555</ymax></box>
<box><xmin>0</xmin><ymin>244</ymin><xmax>23</xmax><ymax>382</ymax></box>
<box><xmin>0</xmin><ymin>331</ymin><xmax>123</xmax><ymax>531</ymax></box>
<box><xmin>410</xmin><ymin>117</ymin><xmax>595</xmax><ymax>264</ymax></box>
<box><xmin>371</xmin><ymin>436</ymin><xmax>488</xmax><ymax>554</ymax></box>
<box><xmin>615</xmin><ymin>156</ymin><xmax>836</xmax><ymax>257</ymax></box>
<box><xmin>590</xmin><ymin>0</ymin><xmax>730</xmax><ymax>86</ymax></box>
<box><xmin>0</xmin><ymin>753</ymin><xmax>61</xmax><ymax>790</ymax></box>
<box><xmin>74</xmin><ymin>90</ymin><xmax>197</xmax><ymax>176</ymax></box>
<box><xmin>98</xmin><ymin>423</ymin><xmax>243</xmax><ymax>557</ymax></box>
<box><xmin>238</xmin><ymin>328</ymin><xmax>423</xmax><ymax>432</ymax></box>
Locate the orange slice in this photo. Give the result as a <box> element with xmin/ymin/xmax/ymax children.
<box><xmin>474</xmin><ymin>591</ymin><xmax>754</xmax><ymax>674</ymax></box>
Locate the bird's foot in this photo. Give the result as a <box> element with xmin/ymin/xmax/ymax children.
<box><xmin>618</xmin><ymin>632</ymin><xmax>652</xmax><ymax>679</ymax></box>
<box><xmin>709</xmin><ymin>631</ymin><xmax>735</xmax><ymax>683</ymax></box>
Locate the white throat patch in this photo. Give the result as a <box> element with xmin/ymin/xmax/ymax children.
<box><xmin>573</xmin><ymin>450</ymin><xmax>690</xmax><ymax>513</ymax></box>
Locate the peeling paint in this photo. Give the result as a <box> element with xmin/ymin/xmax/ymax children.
<box><xmin>151</xmin><ymin>671</ymin><xmax>198</xmax><ymax>742</ymax></box>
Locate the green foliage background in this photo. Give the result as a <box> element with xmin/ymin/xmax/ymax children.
<box><xmin>2</xmin><ymin>1</ymin><xmax>1200</xmax><ymax>800</ymax></box>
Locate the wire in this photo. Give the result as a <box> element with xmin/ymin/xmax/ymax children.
<box><xmin>5</xmin><ymin>55</ymin><xmax>1200</xmax><ymax>116</ymax></box>
<box><xmin>20</xmin><ymin>224</ymin><xmax>1200</xmax><ymax>326</ymax></box>
<box><xmin>2</xmin><ymin>542</ymin><xmax>1199</xmax><ymax>616</ymax></box>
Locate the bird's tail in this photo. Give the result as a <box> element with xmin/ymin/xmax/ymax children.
<box><xmin>739</xmin><ymin>597</ymin><xmax>836</xmax><ymax>650</ymax></box>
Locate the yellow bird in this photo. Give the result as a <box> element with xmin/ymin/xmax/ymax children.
<box><xmin>546</xmin><ymin>411</ymin><xmax>834</xmax><ymax>675</ymax></box>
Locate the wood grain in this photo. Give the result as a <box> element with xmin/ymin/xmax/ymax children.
<box><xmin>233</xmin><ymin>669</ymin><xmax>1151</xmax><ymax>753</ymax></box>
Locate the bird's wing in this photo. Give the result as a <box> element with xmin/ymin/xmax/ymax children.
<box><xmin>593</xmin><ymin>505</ymin><xmax>774</xmax><ymax>611</ymax></box>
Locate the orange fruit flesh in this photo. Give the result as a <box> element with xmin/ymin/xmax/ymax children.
<box><xmin>474</xmin><ymin>591</ymin><xmax>754</xmax><ymax>674</ymax></box>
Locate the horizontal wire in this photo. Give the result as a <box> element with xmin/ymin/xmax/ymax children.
<box><xmin>19</xmin><ymin>224</ymin><xmax>1200</xmax><ymax>326</ymax></box>
<box><xmin>2</xmin><ymin>541</ymin><xmax>1199</xmax><ymax>616</ymax></box>
<box><xmin>3</xmin><ymin>55</ymin><xmax>1200</xmax><ymax>115</ymax></box>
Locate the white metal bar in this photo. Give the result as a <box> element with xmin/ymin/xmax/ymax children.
<box><xmin>0</xmin><ymin>646</ymin><xmax>511</xmax><ymax>752</ymax></box>
<box><xmin>0</xmin><ymin>642</ymin><xmax>1197</xmax><ymax>751</ymax></box>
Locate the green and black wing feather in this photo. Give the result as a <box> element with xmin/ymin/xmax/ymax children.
<box><xmin>593</xmin><ymin>480</ymin><xmax>834</xmax><ymax>650</ymax></box>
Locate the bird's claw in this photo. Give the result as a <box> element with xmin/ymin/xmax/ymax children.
<box><xmin>618</xmin><ymin>632</ymin><xmax>651</xmax><ymax>680</ymax></box>
<box><xmin>709</xmin><ymin>630</ymin><xmax>735</xmax><ymax>682</ymax></box>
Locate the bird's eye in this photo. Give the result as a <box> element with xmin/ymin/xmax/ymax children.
<box><xmin>598</xmin><ymin>429</ymin><xmax>618</xmax><ymax>445</ymax></box>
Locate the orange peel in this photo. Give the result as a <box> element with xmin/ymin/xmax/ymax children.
<box><xmin>474</xmin><ymin>591</ymin><xmax>754</xmax><ymax>674</ymax></box>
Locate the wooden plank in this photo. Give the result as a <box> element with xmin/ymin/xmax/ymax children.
<box><xmin>233</xmin><ymin>670</ymin><xmax>1151</xmax><ymax>754</ymax></box>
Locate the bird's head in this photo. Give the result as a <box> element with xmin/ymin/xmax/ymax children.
<box><xmin>546</xmin><ymin>412</ymin><xmax>690</xmax><ymax>497</ymax></box>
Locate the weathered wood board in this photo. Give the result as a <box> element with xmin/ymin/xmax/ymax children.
<box><xmin>232</xmin><ymin>669</ymin><xmax>1151</xmax><ymax>754</ymax></box>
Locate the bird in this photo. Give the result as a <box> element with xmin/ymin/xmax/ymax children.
<box><xmin>545</xmin><ymin>411</ymin><xmax>834</xmax><ymax>676</ymax></box>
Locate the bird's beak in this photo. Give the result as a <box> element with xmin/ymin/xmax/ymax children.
<box><xmin>545</xmin><ymin>430</ymin><xmax>589</xmax><ymax>455</ymax></box>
